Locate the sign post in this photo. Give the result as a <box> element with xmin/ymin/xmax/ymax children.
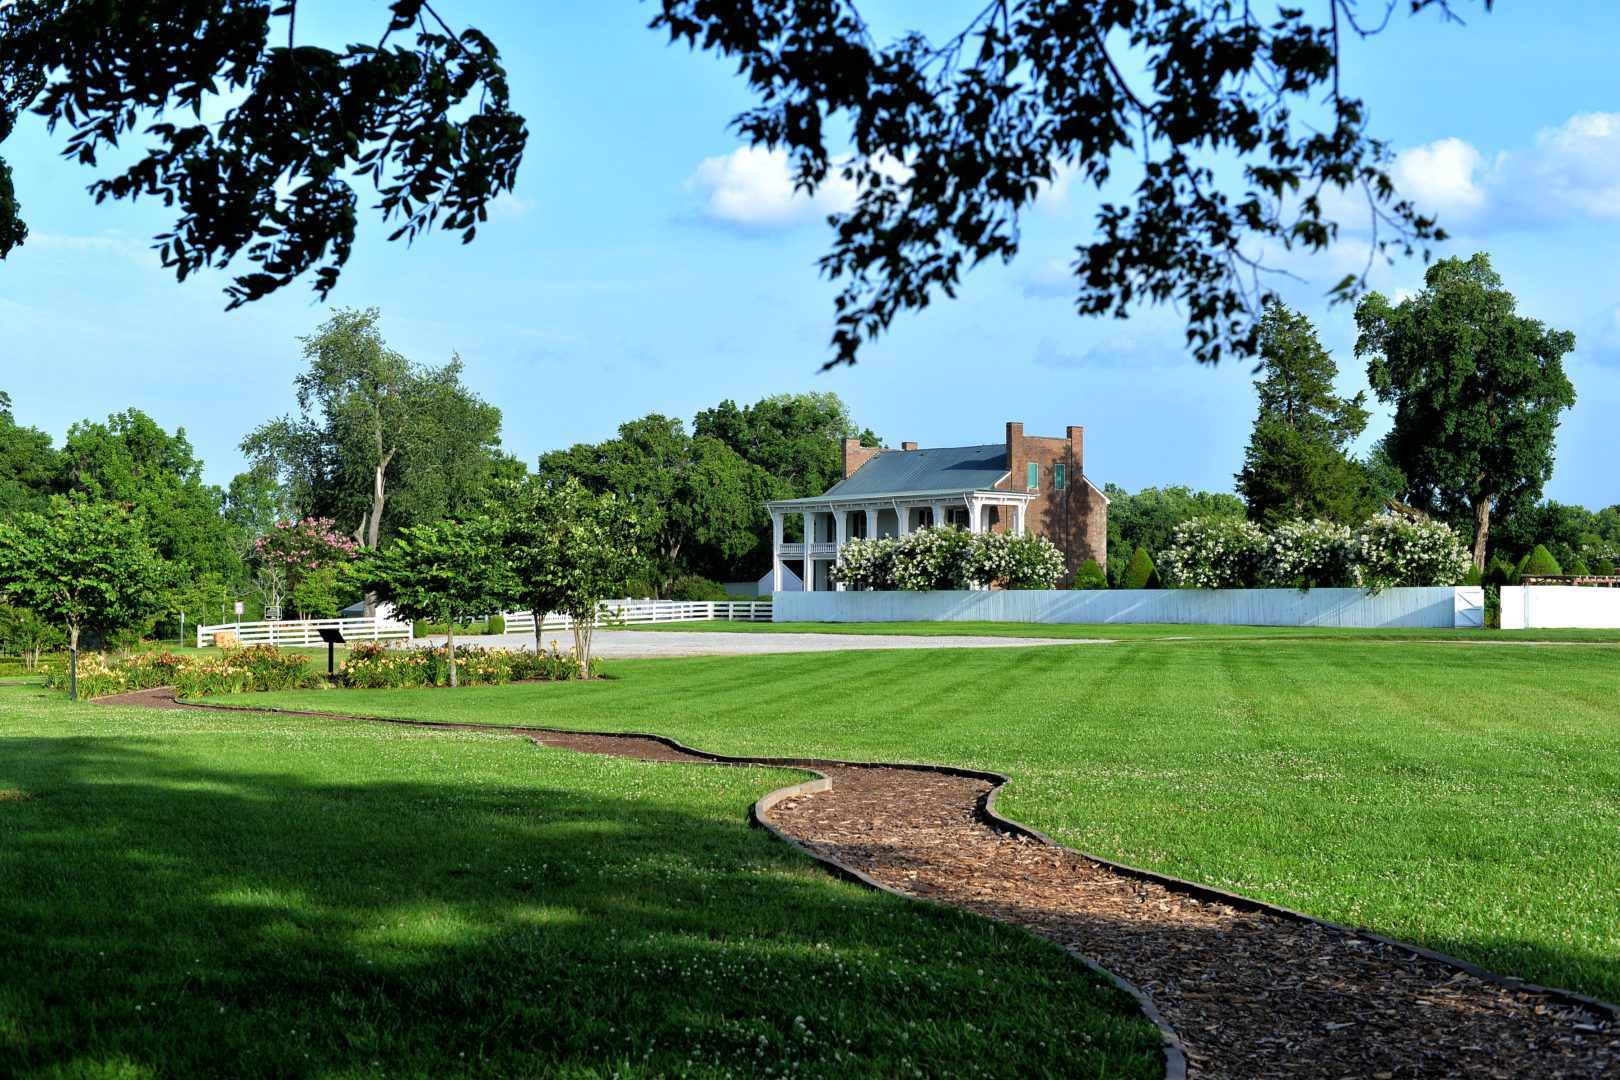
<box><xmin>317</xmin><ymin>626</ymin><xmax>347</xmax><ymax>678</ymax></box>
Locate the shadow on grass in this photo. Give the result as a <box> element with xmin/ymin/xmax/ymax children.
<box><xmin>0</xmin><ymin>732</ymin><xmax>1161</xmax><ymax>1079</ymax></box>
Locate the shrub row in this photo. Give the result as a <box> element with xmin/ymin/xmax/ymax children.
<box><xmin>831</xmin><ymin>526</ymin><xmax>1067</xmax><ymax>591</ymax></box>
<box><xmin>1159</xmin><ymin>515</ymin><xmax>1472</xmax><ymax>592</ymax></box>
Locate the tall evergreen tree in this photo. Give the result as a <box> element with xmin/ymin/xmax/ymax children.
<box><xmin>1356</xmin><ymin>253</ymin><xmax>1576</xmax><ymax>571</ymax></box>
<box><xmin>1236</xmin><ymin>303</ymin><xmax>1372</xmax><ymax>526</ymax></box>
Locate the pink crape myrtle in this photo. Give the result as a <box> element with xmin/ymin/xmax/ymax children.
<box><xmin>254</xmin><ymin>518</ymin><xmax>360</xmax><ymax>576</ymax></box>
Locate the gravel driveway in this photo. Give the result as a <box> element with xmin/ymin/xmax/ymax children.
<box><xmin>417</xmin><ymin>629</ymin><xmax>1109</xmax><ymax>657</ymax></box>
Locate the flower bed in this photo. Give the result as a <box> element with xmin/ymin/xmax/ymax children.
<box><xmin>47</xmin><ymin>646</ymin><xmax>326</xmax><ymax>698</ymax></box>
<box><xmin>341</xmin><ymin>641</ymin><xmax>596</xmax><ymax>689</ymax></box>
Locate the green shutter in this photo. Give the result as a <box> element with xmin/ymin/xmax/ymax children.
<box><xmin>1026</xmin><ymin>462</ymin><xmax>1038</xmax><ymax>490</ymax></box>
<box><xmin>1054</xmin><ymin>463</ymin><xmax>1066</xmax><ymax>490</ymax></box>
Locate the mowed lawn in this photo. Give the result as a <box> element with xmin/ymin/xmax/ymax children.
<box><xmin>0</xmin><ymin>688</ymin><xmax>1160</xmax><ymax>1079</ymax></box>
<box><xmin>251</xmin><ymin>637</ymin><xmax>1620</xmax><ymax>1004</ymax></box>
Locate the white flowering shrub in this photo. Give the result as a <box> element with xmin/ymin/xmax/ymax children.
<box><xmin>1353</xmin><ymin>515</ymin><xmax>1472</xmax><ymax>592</ymax></box>
<box><xmin>973</xmin><ymin>531</ymin><xmax>1067</xmax><ymax>589</ymax></box>
<box><xmin>1262</xmin><ymin>519</ymin><xmax>1357</xmax><ymax>590</ymax></box>
<box><xmin>1160</xmin><ymin>517</ymin><xmax>1267</xmax><ymax>588</ymax></box>
<box><xmin>830</xmin><ymin>536</ymin><xmax>895</xmax><ymax>591</ymax></box>
<box><xmin>828</xmin><ymin>526</ymin><xmax>1066</xmax><ymax>591</ymax></box>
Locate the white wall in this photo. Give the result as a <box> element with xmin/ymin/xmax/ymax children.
<box><xmin>775</xmin><ymin>587</ymin><xmax>1485</xmax><ymax>629</ymax></box>
<box><xmin>1499</xmin><ymin>586</ymin><xmax>1620</xmax><ymax>629</ymax></box>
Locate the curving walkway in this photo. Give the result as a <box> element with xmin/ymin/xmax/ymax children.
<box><xmin>98</xmin><ymin>688</ymin><xmax>1619</xmax><ymax>1079</ymax></box>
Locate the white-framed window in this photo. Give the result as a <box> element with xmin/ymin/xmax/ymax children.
<box><xmin>848</xmin><ymin>511</ymin><xmax>868</xmax><ymax>539</ymax></box>
<box><xmin>947</xmin><ymin>507</ymin><xmax>970</xmax><ymax>529</ymax></box>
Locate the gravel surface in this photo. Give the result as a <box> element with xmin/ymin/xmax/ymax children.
<box><xmin>97</xmin><ymin>689</ymin><xmax>1619</xmax><ymax>1077</ymax></box>
<box><xmin>416</xmin><ymin>629</ymin><xmax>1110</xmax><ymax>656</ymax></box>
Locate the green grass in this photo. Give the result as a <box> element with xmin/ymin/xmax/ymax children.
<box><xmin>0</xmin><ymin>686</ymin><xmax>1159</xmax><ymax>1079</ymax></box>
<box><xmin>622</xmin><ymin>618</ymin><xmax>1620</xmax><ymax>643</ymax></box>
<box><xmin>251</xmin><ymin>639</ymin><xmax>1620</xmax><ymax>1004</ymax></box>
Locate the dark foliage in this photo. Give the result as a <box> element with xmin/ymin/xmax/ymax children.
<box><xmin>654</xmin><ymin>0</ymin><xmax>1473</xmax><ymax>366</ymax></box>
<box><xmin>1</xmin><ymin>0</ymin><xmax>525</xmax><ymax>306</ymax></box>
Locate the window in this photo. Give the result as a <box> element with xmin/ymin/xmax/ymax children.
<box><xmin>1054</xmin><ymin>462</ymin><xmax>1066</xmax><ymax>491</ymax></box>
<box><xmin>947</xmin><ymin>507</ymin><xmax>970</xmax><ymax>528</ymax></box>
<box><xmin>1026</xmin><ymin>462</ymin><xmax>1039</xmax><ymax>491</ymax></box>
<box><xmin>848</xmin><ymin>511</ymin><xmax>868</xmax><ymax>539</ymax></box>
<box><xmin>916</xmin><ymin>508</ymin><xmax>934</xmax><ymax>528</ymax></box>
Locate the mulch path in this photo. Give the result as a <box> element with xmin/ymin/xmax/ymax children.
<box><xmin>98</xmin><ymin>687</ymin><xmax>1619</xmax><ymax>1078</ymax></box>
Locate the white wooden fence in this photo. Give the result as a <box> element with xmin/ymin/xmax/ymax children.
<box><xmin>1499</xmin><ymin>585</ymin><xmax>1620</xmax><ymax>629</ymax></box>
<box><xmin>196</xmin><ymin>615</ymin><xmax>413</xmax><ymax>648</ymax></box>
<box><xmin>494</xmin><ymin>600</ymin><xmax>773</xmax><ymax>635</ymax></box>
<box><xmin>196</xmin><ymin>600</ymin><xmax>773</xmax><ymax>647</ymax></box>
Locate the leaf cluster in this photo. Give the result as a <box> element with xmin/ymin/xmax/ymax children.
<box><xmin>655</xmin><ymin>0</ymin><xmax>1465</xmax><ymax>366</ymax></box>
<box><xmin>1</xmin><ymin>0</ymin><xmax>526</xmax><ymax>306</ymax></box>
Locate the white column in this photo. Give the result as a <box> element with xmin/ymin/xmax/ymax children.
<box><xmin>833</xmin><ymin>507</ymin><xmax>848</xmax><ymax>591</ymax></box>
<box><xmin>967</xmin><ymin>497</ymin><xmax>984</xmax><ymax>533</ymax></box>
<box><xmin>864</xmin><ymin>508</ymin><xmax>877</xmax><ymax>540</ymax></box>
<box><xmin>897</xmin><ymin>506</ymin><xmax>911</xmax><ymax>537</ymax></box>
<box><xmin>932</xmin><ymin>502</ymin><xmax>946</xmax><ymax>529</ymax></box>
<box><xmin>803</xmin><ymin>511</ymin><xmax>816</xmax><ymax>592</ymax></box>
<box><xmin>770</xmin><ymin>511</ymin><xmax>785</xmax><ymax>593</ymax></box>
<box><xmin>1014</xmin><ymin>502</ymin><xmax>1027</xmax><ymax>536</ymax></box>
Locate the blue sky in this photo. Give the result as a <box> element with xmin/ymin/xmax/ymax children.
<box><xmin>4</xmin><ymin>2</ymin><xmax>1619</xmax><ymax>509</ymax></box>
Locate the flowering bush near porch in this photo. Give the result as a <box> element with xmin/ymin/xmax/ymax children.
<box><xmin>831</xmin><ymin>526</ymin><xmax>1065</xmax><ymax>590</ymax></box>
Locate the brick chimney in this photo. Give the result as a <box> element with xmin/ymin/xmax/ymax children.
<box><xmin>1006</xmin><ymin>421</ymin><xmax>1025</xmax><ymax>483</ymax></box>
<box><xmin>842</xmin><ymin>437</ymin><xmax>883</xmax><ymax>478</ymax></box>
<box><xmin>901</xmin><ymin>441</ymin><xmax>918</xmax><ymax>451</ymax></box>
<box><xmin>1067</xmin><ymin>425</ymin><xmax>1083</xmax><ymax>471</ymax></box>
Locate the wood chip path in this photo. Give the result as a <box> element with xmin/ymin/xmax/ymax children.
<box><xmin>97</xmin><ymin>688</ymin><xmax>1619</xmax><ymax>1078</ymax></box>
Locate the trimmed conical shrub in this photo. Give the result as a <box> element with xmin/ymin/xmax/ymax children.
<box><xmin>1597</xmin><ymin>555</ymin><xmax>1616</xmax><ymax>576</ymax></box>
<box><xmin>1483</xmin><ymin>556</ymin><xmax>1516</xmax><ymax>588</ymax></box>
<box><xmin>1523</xmin><ymin>544</ymin><xmax>1563</xmax><ymax>577</ymax></box>
<box><xmin>1071</xmin><ymin>558</ymin><xmax>1108</xmax><ymax>590</ymax></box>
<box><xmin>1571</xmin><ymin>556</ymin><xmax>1593</xmax><ymax>576</ymax></box>
<box><xmin>1122</xmin><ymin>547</ymin><xmax>1159</xmax><ymax>590</ymax></box>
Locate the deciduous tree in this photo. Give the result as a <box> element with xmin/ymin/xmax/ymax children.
<box><xmin>241</xmin><ymin>308</ymin><xmax>505</xmax><ymax>572</ymax></box>
<box><xmin>496</xmin><ymin>478</ymin><xmax>645</xmax><ymax>677</ymax></box>
<box><xmin>0</xmin><ymin>496</ymin><xmax>166</xmax><ymax>698</ymax></box>
<box><xmin>1356</xmin><ymin>253</ymin><xmax>1576</xmax><ymax>571</ymax></box>
<box><xmin>359</xmin><ymin>517</ymin><xmax>513</xmax><ymax>688</ymax></box>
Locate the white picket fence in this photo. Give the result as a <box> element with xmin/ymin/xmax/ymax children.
<box><xmin>196</xmin><ymin>615</ymin><xmax>413</xmax><ymax>648</ymax></box>
<box><xmin>196</xmin><ymin>600</ymin><xmax>773</xmax><ymax>647</ymax></box>
<box><xmin>495</xmin><ymin>600</ymin><xmax>773</xmax><ymax>635</ymax></box>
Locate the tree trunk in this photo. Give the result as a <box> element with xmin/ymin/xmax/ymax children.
<box><xmin>447</xmin><ymin>621</ymin><xmax>458</xmax><ymax>688</ymax></box>
<box><xmin>68</xmin><ymin>624</ymin><xmax>79</xmax><ymax>702</ymax></box>
<box><xmin>533</xmin><ymin>610</ymin><xmax>543</xmax><ymax>656</ymax></box>
<box><xmin>361</xmin><ymin>452</ymin><xmax>394</xmax><ymax>616</ymax></box>
<box><xmin>1472</xmin><ymin>496</ymin><xmax>1492</xmax><ymax>573</ymax></box>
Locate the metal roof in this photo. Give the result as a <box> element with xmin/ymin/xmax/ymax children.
<box><xmin>814</xmin><ymin>443</ymin><xmax>1010</xmax><ymax>500</ymax></box>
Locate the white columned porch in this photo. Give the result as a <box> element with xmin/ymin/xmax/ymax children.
<box><xmin>967</xmin><ymin>496</ymin><xmax>985</xmax><ymax>533</ymax></box>
<box><xmin>833</xmin><ymin>507</ymin><xmax>848</xmax><ymax>591</ymax></box>
<box><xmin>770</xmin><ymin>511</ymin><xmax>785</xmax><ymax>592</ymax></box>
<box><xmin>803</xmin><ymin>510</ymin><xmax>817</xmax><ymax>592</ymax></box>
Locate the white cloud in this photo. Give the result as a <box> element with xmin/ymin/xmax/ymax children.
<box><xmin>1391</xmin><ymin>113</ymin><xmax>1620</xmax><ymax>230</ymax></box>
<box><xmin>1392</xmin><ymin>137</ymin><xmax>1487</xmax><ymax>216</ymax></box>
<box><xmin>684</xmin><ymin>146</ymin><xmax>856</xmax><ymax>231</ymax></box>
